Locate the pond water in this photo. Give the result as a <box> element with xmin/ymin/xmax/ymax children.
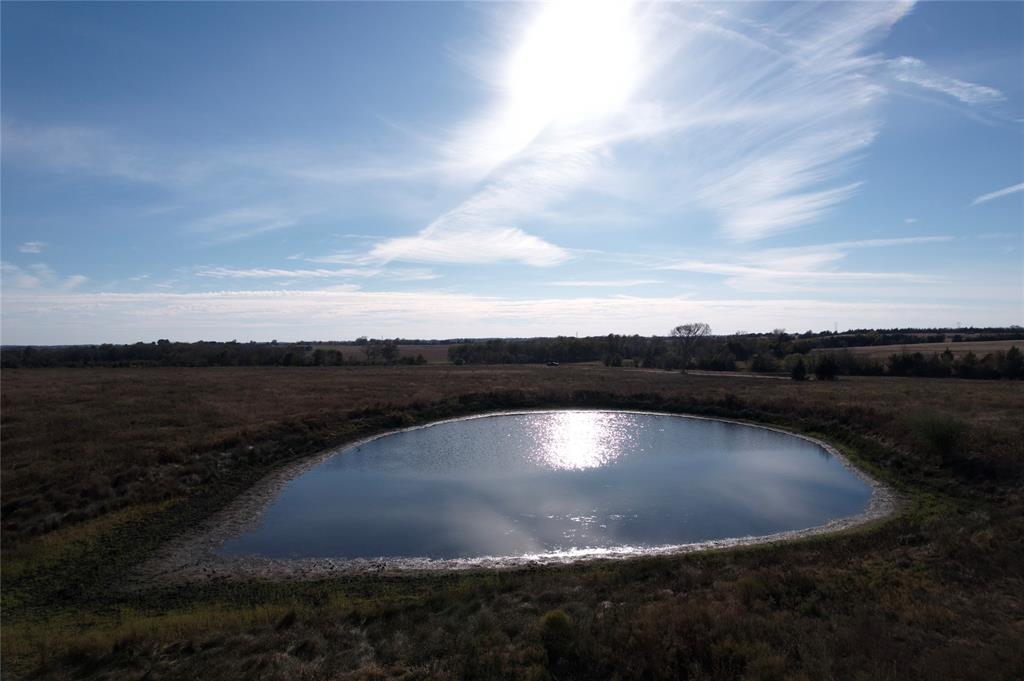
<box><xmin>219</xmin><ymin>411</ymin><xmax>873</xmax><ymax>561</ymax></box>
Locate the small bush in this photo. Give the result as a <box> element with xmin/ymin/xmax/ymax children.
<box><xmin>907</xmin><ymin>412</ymin><xmax>970</xmax><ymax>464</ymax></box>
<box><xmin>538</xmin><ymin>609</ymin><xmax>575</xmax><ymax>663</ymax></box>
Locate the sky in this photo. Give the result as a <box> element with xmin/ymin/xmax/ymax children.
<box><xmin>2</xmin><ymin>0</ymin><xmax>1022</xmax><ymax>344</ymax></box>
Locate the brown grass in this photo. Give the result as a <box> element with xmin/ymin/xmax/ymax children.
<box><xmin>2</xmin><ymin>365</ymin><xmax>1023</xmax><ymax>680</ymax></box>
<box><xmin>2</xmin><ymin>365</ymin><xmax>1021</xmax><ymax>543</ymax></box>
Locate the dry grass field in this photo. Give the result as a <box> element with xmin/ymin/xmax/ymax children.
<box><xmin>309</xmin><ymin>344</ymin><xmax>453</xmax><ymax>363</ymax></box>
<box><xmin>812</xmin><ymin>338</ymin><xmax>1022</xmax><ymax>359</ymax></box>
<box><xmin>2</xmin><ymin>365</ymin><xmax>1023</xmax><ymax>680</ymax></box>
<box><xmin>3</xmin><ymin>364</ymin><xmax>1020</xmax><ymax>543</ymax></box>
<box><xmin>397</xmin><ymin>344</ymin><xmax>452</xmax><ymax>363</ymax></box>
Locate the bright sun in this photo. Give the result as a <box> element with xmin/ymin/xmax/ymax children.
<box><xmin>506</xmin><ymin>1</ymin><xmax>640</xmax><ymax>125</ymax></box>
<box><xmin>487</xmin><ymin>1</ymin><xmax>642</xmax><ymax>163</ymax></box>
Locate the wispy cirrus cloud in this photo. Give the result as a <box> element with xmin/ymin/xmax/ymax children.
<box><xmin>195</xmin><ymin>267</ymin><xmax>368</xmax><ymax>280</ymax></box>
<box><xmin>1</xmin><ymin>261</ymin><xmax>88</xmax><ymax>291</ymax></box>
<box><xmin>366</xmin><ymin>142</ymin><xmax>598</xmax><ymax>266</ymax></box>
<box><xmin>549</xmin><ymin>279</ymin><xmax>662</xmax><ymax>288</ymax></box>
<box><xmin>659</xmin><ymin>235</ymin><xmax>952</xmax><ymax>292</ymax></box>
<box><xmin>888</xmin><ymin>56</ymin><xmax>1004</xmax><ymax>106</ymax></box>
<box><xmin>365</xmin><ymin>0</ymin><xmax>915</xmax><ymax>259</ymax></box>
<box><xmin>364</xmin><ymin>1</ymin><xmax>652</xmax><ymax>266</ymax></box>
<box><xmin>971</xmin><ymin>182</ymin><xmax>1024</xmax><ymax>206</ymax></box>
<box><xmin>187</xmin><ymin>208</ymin><xmax>299</xmax><ymax>244</ymax></box>
<box><xmin>660</xmin><ymin>2</ymin><xmax>915</xmax><ymax>241</ymax></box>
<box><xmin>194</xmin><ymin>265</ymin><xmax>440</xmax><ymax>282</ymax></box>
<box><xmin>1</xmin><ymin>122</ymin><xmax>165</xmax><ymax>183</ymax></box>
<box><xmin>664</xmin><ymin>259</ymin><xmax>940</xmax><ymax>285</ymax></box>
<box><xmin>3</xmin><ymin>1</ymin><xmax>922</xmax><ymax>260</ymax></box>
<box><xmin>18</xmin><ymin>241</ymin><xmax>46</xmax><ymax>254</ymax></box>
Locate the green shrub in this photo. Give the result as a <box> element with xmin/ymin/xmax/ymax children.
<box><xmin>538</xmin><ymin>609</ymin><xmax>575</xmax><ymax>662</ymax></box>
<box><xmin>907</xmin><ymin>412</ymin><xmax>970</xmax><ymax>464</ymax></box>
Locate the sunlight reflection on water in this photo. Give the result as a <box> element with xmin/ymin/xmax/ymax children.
<box><xmin>218</xmin><ymin>411</ymin><xmax>874</xmax><ymax>561</ymax></box>
<box><xmin>530</xmin><ymin>411</ymin><xmax>638</xmax><ymax>470</ymax></box>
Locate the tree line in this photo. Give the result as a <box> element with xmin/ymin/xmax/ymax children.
<box><xmin>3</xmin><ymin>326</ymin><xmax>1021</xmax><ymax>379</ymax></box>
<box><xmin>447</xmin><ymin>328</ymin><xmax>1023</xmax><ymax>380</ymax></box>
<box><xmin>0</xmin><ymin>339</ymin><xmax>427</xmax><ymax>368</ymax></box>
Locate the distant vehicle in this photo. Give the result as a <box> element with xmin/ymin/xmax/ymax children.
<box><xmin>546</xmin><ymin>361</ymin><xmax>560</xmax><ymax>367</ymax></box>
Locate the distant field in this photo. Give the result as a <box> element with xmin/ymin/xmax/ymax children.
<box><xmin>312</xmin><ymin>343</ymin><xmax>452</xmax><ymax>363</ymax></box>
<box><xmin>813</xmin><ymin>338</ymin><xmax>1022</xmax><ymax>359</ymax></box>
<box><xmin>397</xmin><ymin>343</ymin><xmax>452</xmax><ymax>362</ymax></box>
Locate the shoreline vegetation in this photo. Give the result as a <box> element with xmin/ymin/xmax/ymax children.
<box><xmin>2</xmin><ymin>365</ymin><xmax>1022</xmax><ymax>679</ymax></box>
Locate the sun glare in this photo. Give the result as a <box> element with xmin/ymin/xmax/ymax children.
<box><xmin>486</xmin><ymin>1</ymin><xmax>642</xmax><ymax>165</ymax></box>
<box><xmin>533</xmin><ymin>411</ymin><xmax>634</xmax><ymax>470</ymax></box>
<box><xmin>507</xmin><ymin>1</ymin><xmax>640</xmax><ymax>123</ymax></box>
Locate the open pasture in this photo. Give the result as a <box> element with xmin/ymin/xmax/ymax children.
<box><xmin>2</xmin><ymin>365</ymin><xmax>1023</xmax><ymax>680</ymax></box>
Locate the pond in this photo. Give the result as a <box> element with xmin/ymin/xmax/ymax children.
<box><xmin>218</xmin><ymin>411</ymin><xmax>874</xmax><ymax>562</ymax></box>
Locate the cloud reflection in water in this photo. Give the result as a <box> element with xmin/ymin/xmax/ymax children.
<box><xmin>218</xmin><ymin>412</ymin><xmax>874</xmax><ymax>560</ymax></box>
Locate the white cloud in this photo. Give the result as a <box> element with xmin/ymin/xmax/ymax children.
<box><xmin>61</xmin><ymin>275</ymin><xmax>89</xmax><ymax>290</ymax></box>
<box><xmin>665</xmin><ymin>2</ymin><xmax>915</xmax><ymax>241</ymax></box>
<box><xmin>2</xmin><ymin>2</ymin><xmax>923</xmax><ymax>257</ymax></box>
<box><xmin>1</xmin><ymin>122</ymin><xmax>163</xmax><ymax>183</ymax></box>
<box><xmin>659</xmin><ymin>235</ymin><xmax>952</xmax><ymax>293</ymax></box>
<box><xmin>793</xmin><ymin>235</ymin><xmax>952</xmax><ymax>250</ymax></box>
<box><xmin>359</xmin><ymin>1</ymin><xmax>916</xmax><ymax>262</ymax></box>
<box><xmin>549</xmin><ymin>279</ymin><xmax>662</xmax><ymax>287</ymax></box>
<box><xmin>387</xmin><ymin>268</ymin><xmax>442</xmax><ymax>282</ymax></box>
<box><xmin>193</xmin><ymin>264</ymin><xmax>441</xmax><ymax>284</ymax></box>
<box><xmin>665</xmin><ymin>259</ymin><xmax>939</xmax><ymax>284</ymax></box>
<box><xmin>0</xmin><ymin>261</ymin><xmax>88</xmax><ymax>291</ymax></box>
<box><xmin>2</xmin><ymin>287</ymin><xmax>1008</xmax><ymax>345</ymax></box>
<box><xmin>971</xmin><ymin>182</ymin><xmax>1024</xmax><ymax>206</ymax></box>
<box><xmin>1</xmin><ymin>262</ymin><xmax>41</xmax><ymax>289</ymax></box>
<box><xmin>888</xmin><ymin>56</ymin><xmax>1005</xmax><ymax>106</ymax></box>
<box><xmin>196</xmin><ymin>266</ymin><xmax>369</xmax><ymax>280</ymax></box>
<box><xmin>18</xmin><ymin>241</ymin><xmax>46</xmax><ymax>254</ymax></box>
<box><xmin>370</xmin><ymin>225</ymin><xmax>570</xmax><ymax>267</ymax></box>
<box><xmin>188</xmin><ymin>208</ymin><xmax>298</xmax><ymax>244</ymax></box>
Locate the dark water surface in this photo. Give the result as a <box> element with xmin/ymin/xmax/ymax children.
<box><xmin>219</xmin><ymin>412</ymin><xmax>872</xmax><ymax>560</ymax></box>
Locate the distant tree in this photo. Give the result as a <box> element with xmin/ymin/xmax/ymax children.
<box><xmin>380</xmin><ymin>340</ymin><xmax>400</xmax><ymax>363</ymax></box>
<box><xmin>750</xmin><ymin>353</ymin><xmax>777</xmax><ymax>373</ymax></box>
<box><xmin>790</xmin><ymin>356</ymin><xmax>807</xmax><ymax>381</ymax></box>
<box><xmin>1001</xmin><ymin>346</ymin><xmax>1023</xmax><ymax>379</ymax></box>
<box><xmin>363</xmin><ymin>343</ymin><xmax>381</xmax><ymax>363</ymax></box>
<box><xmin>670</xmin><ymin>322</ymin><xmax>711</xmax><ymax>373</ymax></box>
<box><xmin>814</xmin><ymin>353</ymin><xmax>840</xmax><ymax>381</ymax></box>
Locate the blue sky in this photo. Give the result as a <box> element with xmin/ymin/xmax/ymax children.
<box><xmin>2</xmin><ymin>1</ymin><xmax>1022</xmax><ymax>343</ymax></box>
